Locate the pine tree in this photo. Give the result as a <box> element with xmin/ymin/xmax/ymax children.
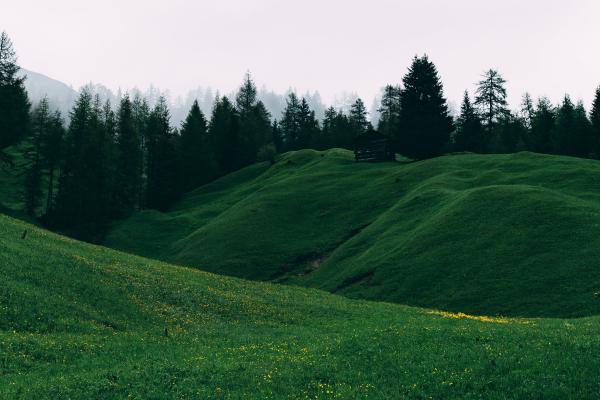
<box><xmin>146</xmin><ymin>97</ymin><xmax>180</xmax><ymax>211</ymax></box>
<box><xmin>397</xmin><ymin>55</ymin><xmax>453</xmax><ymax>159</ymax></box>
<box><xmin>320</xmin><ymin>107</ymin><xmax>338</xmax><ymax>149</ymax></box>
<box><xmin>24</xmin><ymin>98</ymin><xmax>51</xmax><ymax>215</ymax></box>
<box><xmin>210</xmin><ymin>96</ymin><xmax>240</xmax><ymax>174</ymax></box>
<box><xmin>280</xmin><ymin>93</ymin><xmax>301</xmax><ymax>150</ymax></box>
<box><xmin>531</xmin><ymin>97</ymin><xmax>555</xmax><ymax>154</ymax></box>
<box><xmin>590</xmin><ymin>87</ymin><xmax>600</xmax><ymax>157</ymax></box>
<box><xmin>493</xmin><ymin>112</ymin><xmax>527</xmax><ymax>153</ymax></box>
<box><xmin>321</xmin><ymin>107</ymin><xmax>353</xmax><ymax>150</ymax></box>
<box><xmin>519</xmin><ymin>93</ymin><xmax>535</xmax><ymax>150</ymax></box>
<box><xmin>553</xmin><ymin>96</ymin><xmax>576</xmax><ymax>155</ymax></box>
<box><xmin>377</xmin><ymin>85</ymin><xmax>401</xmax><ymax>138</ymax></box>
<box><xmin>475</xmin><ymin>69</ymin><xmax>508</xmax><ymax>136</ymax></box>
<box><xmin>520</xmin><ymin>93</ymin><xmax>535</xmax><ymax>129</ymax></box>
<box><xmin>179</xmin><ymin>100</ymin><xmax>217</xmax><ymax>190</ymax></box>
<box><xmin>349</xmin><ymin>98</ymin><xmax>369</xmax><ymax>137</ymax></box>
<box><xmin>42</xmin><ymin>110</ymin><xmax>65</xmax><ymax>214</ymax></box>
<box><xmin>235</xmin><ymin>73</ymin><xmax>271</xmax><ymax>165</ymax></box>
<box><xmin>114</xmin><ymin>95</ymin><xmax>143</xmax><ymax>216</ymax></box>
<box><xmin>297</xmin><ymin>97</ymin><xmax>318</xmax><ymax>149</ymax></box>
<box><xmin>573</xmin><ymin>101</ymin><xmax>592</xmax><ymax>158</ymax></box>
<box><xmin>132</xmin><ymin>95</ymin><xmax>150</xmax><ymax>207</ymax></box>
<box><xmin>54</xmin><ymin>91</ymin><xmax>114</xmax><ymax>240</ymax></box>
<box><xmin>272</xmin><ymin>120</ymin><xmax>283</xmax><ymax>152</ymax></box>
<box><xmin>0</xmin><ymin>31</ymin><xmax>30</xmax><ymax>162</ymax></box>
<box><xmin>453</xmin><ymin>91</ymin><xmax>484</xmax><ymax>152</ymax></box>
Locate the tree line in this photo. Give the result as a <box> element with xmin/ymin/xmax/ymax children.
<box><xmin>2</xmin><ymin>30</ymin><xmax>600</xmax><ymax>241</ymax></box>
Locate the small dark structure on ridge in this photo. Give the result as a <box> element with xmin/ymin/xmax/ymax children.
<box><xmin>354</xmin><ymin>130</ymin><xmax>394</xmax><ymax>162</ymax></box>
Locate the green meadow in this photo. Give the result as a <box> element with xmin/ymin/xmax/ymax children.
<box><xmin>1</xmin><ymin>213</ymin><xmax>598</xmax><ymax>399</ymax></box>
<box><xmin>108</xmin><ymin>149</ymin><xmax>600</xmax><ymax>318</ymax></box>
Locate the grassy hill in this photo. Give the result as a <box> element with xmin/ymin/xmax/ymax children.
<box><xmin>107</xmin><ymin>149</ymin><xmax>600</xmax><ymax>318</ymax></box>
<box><xmin>1</xmin><ymin>214</ymin><xmax>599</xmax><ymax>398</ymax></box>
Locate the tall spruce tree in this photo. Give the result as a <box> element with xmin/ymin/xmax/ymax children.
<box><xmin>573</xmin><ymin>101</ymin><xmax>592</xmax><ymax>158</ymax></box>
<box><xmin>0</xmin><ymin>31</ymin><xmax>30</xmax><ymax>163</ymax></box>
<box><xmin>475</xmin><ymin>69</ymin><xmax>508</xmax><ymax>137</ymax></box>
<box><xmin>210</xmin><ymin>96</ymin><xmax>240</xmax><ymax>174</ymax></box>
<box><xmin>146</xmin><ymin>97</ymin><xmax>180</xmax><ymax>211</ymax></box>
<box><xmin>590</xmin><ymin>87</ymin><xmax>600</xmax><ymax>157</ymax></box>
<box><xmin>297</xmin><ymin>97</ymin><xmax>318</xmax><ymax>149</ymax></box>
<box><xmin>54</xmin><ymin>91</ymin><xmax>113</xmax><ymax>240</ymax></box>
<box><xmin>132</xmin><ymin>95</ymin><xmax>150</xmax><ymax>207</ymax></box>
<box><xmin>24</xmin><ymin>98</ymin><xmax>51</xmax><ymax>215</ymax></box>
<box><xmin>453</xmin><ymin>91</ymin><xmax>484</xmax><ymax>152</ymax></box>
<box><xmin>531</xmin><ymin>97</ymin><xmax>555</xmax><ymax>154</ymax></box>
<box><xmin>114</xmin><ymin>95</ymin><xmax>143</xmax><ymax>216</ymax></box>
<box><xmin>234</xmin><ymin>73</ymin><xmax>272</xmax><ymax>165</ymax></box>
<box><xmin>349</xmin><ymin>98</ymin><xmax>369</xmax><ymax>137</ymax></box>
<box><xmin>179</xmin><ymin>100</ymin><xmax>217</xmax><ymax>190</ymax></box>
<box><xmin>397</xmin><ymin>55</ymin><xmax>453</xmax><ymax>159</ymax></box>
<box><xmin>42</xmin><ymin>110</ymin><xmax>65</xmax><ymax>214</ymax></box>
<box><xmin>553</xmin><ymin>96</ymin><xmax>576</xmax><ymax>155</ymax></box>
<box><xmin>279</xmin><ymin>93</ymin><xmax>301</xmax><ymax>150</ymax></box>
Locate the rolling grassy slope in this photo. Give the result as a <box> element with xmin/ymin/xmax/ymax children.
<box><xmin>1</xmin><ymin>214</ymin><xmax>599</xmax><ymax>398</ymax></box>
<box><xmin>107</xmin><ymin>150</ymin><xmax>600</xmax><ymax>318</ymax></box>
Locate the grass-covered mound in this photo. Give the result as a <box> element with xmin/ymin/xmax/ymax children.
<box><xmin>107</xmin><ymin>150</ymin><xmax>600</xmax><ymax>318</ymax></box>
<box><xmin>1</xmin><ymin>214</ymin><xmax>599</xmax><ymax>398</ymax></box>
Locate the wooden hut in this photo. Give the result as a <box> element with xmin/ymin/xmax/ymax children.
<box><xmin>354</xmin><ymin>131</ymin><xmax>394</xmax><ymax>162</ymax></box>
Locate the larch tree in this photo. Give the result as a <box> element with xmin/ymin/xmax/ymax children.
<box><xmin>377</xmin><ymin>85</ymin><xmax>401</xmax><ymax>138</ymax></box>
<box><xmin>475</xmin><ymin>69</ymin><xmax>508</xmax><ymax>136</ymax></box>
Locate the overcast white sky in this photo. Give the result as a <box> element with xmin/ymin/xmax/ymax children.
<box><xmin>3</xmin><ymin>0</ymin><xmax>600</xmax><ymax>109</ymax></box>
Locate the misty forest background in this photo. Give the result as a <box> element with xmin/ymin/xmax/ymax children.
<box><xmin>2</xmin><ymin>31</ymin><xmax>600</xmax><ymax>241</ymax></box>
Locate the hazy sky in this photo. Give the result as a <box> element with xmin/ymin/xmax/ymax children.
<box><xmin>3</xmin><ymin>0</ymin><xmax>600</xmax><ymax>109</ymax></box>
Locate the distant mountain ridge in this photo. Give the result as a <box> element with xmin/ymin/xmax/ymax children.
<box><xmin>18</xmin><ymin>69</ymin><xmax>368</xmax><ymax>127</ymax></box>
<box><xmin>20</xmin><ymin>69</ymin><xmax>78</xmax><ymax>117</ymax></box>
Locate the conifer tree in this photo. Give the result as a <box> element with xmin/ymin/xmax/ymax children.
<box><xmin>235</xmin><ymin>73</ymin><xmax>272</xmax><ymax>165</ymax></box>
<box><xmin>42</xmin><ymin>110</ymin><xmax>65</xmax><ymax>214</ymax></box>
<box><xmin>272</xmin><ymin>120</ymin><xmax>283</xmax><ymax>152</ymax></box>
<box><xmin>321</xmin><ymin>107</ymin><xmax>353</xmax><ymax>150</ymax></box>
<box><xmin>297</xmin><ymin>97</ymin><xmax>318</xmax><ymax>149</ymax></box>
<box><xmin>590</xmin><ymin>87</ymin><xmax>600</xmax><ymax>157</ymax></box>
<box><xmin>453</xmin><ymin>91</ymin><xmax>484</xmax><ymax>152</ymax></box>
<box><xmin>54</xmin><ymin>91</ymin><xmax>114</xmax><ymax>240</ymax></box>
<box><xmin>24</xmin><ymin>98</ymin><xmax>51</xmax><ymax>215</ymax></box>
<box><xmin>519</xmin><ymin>93</ymin><xmax>535</xmax><ymax>150</ymax></box>
<box><xmin>114</xmin><ymin>95</ymin><xmax>143</xmax><ymax>216</ymax></box>
<box><xmin>573</xmin><ymin>101</ymin><xmax>592</xmax><ymax>158</ymax></box>
<box><xmin>146</xmin><ymin>97</ymin><xmax>180</xmax><ymax>211</ymax></box>
<box><xmin>475</xmin><ymin>69</ymin><xmax>508</xmax><ymax>136</ymax></box>
<box><xmin>210</xmin><ymin>96</ymin><xmax>240</xmax><ymax>174</ymax></box>
<box><xmin>397</xmin><ymin>55</ymin><xmax>453</xmax><ymax>159</ymax></box>
<box><xmin>377</xmin><ymin>85</ymin><xmax>401</xmax><ymax>138</ymax></box>
<box><xmin>553</xmin><ymin>96</ymin><xmax>576</xmax><ymax>155</ymax></box>
<box><xmin>349</xmin><ymin>98</ymin><xmax>369</xmax><ymax>137</ymax></box>
<box><xmin>0</xmin><ymin>31</ymin><xmax>30</xmax><ymax>162</ymax></box>
<box><xmin>132</xmin><ymin>95</ymin><xmax>150</xmax><ymax>207</ymax></box>
<box><xmin>531</xmin><ymin>97</ymin><xmax>555</xmax><ymax>154</ymax></box>
<box><xmin>280</xmin><ymin>93</ymin><xmax>301</xmax><ymax>150</ymax></box>
<box><xmin>179</xmin><ymin>100</ymin><xmax>218</xmax><ymax>190</ymax></box>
